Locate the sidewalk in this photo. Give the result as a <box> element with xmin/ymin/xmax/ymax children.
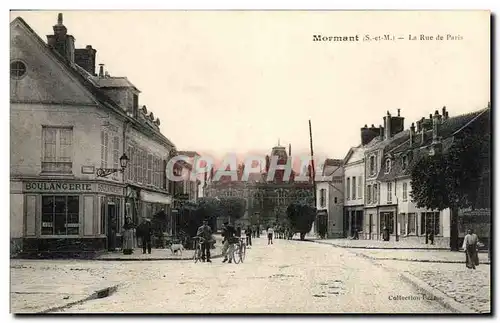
<box><xmin>96</xmin><ymin>235</ymin><xmax>224</xmax><ymax>261</ymax></box>
<box><xmin>311</xmin><ymin>238</ymin><xmax>448</xmax><ymax>250</ymax></box>
<box><xmin>10</xmin><ymin>260</ymin><xmax>123</xmax><ymax>313</ymax></box>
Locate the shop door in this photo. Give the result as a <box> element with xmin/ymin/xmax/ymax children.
<box><xmin>107</xmin><ymin>204</ymin><xmax>117</xmax><ymax>251</ymax></box>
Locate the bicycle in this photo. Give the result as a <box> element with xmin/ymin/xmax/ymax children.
<box><xmin>232</xmin><ymin>237</ymin><xmax>247</xmax><ymax>264</ymax></box>
<box><xmin>192</xmin><ymin>237</ymin><xmax>204</xmax><ymax>263</ymax></box>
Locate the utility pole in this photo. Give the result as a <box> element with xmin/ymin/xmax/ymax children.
<box><xmin>309</xmin><ymin>120</ymin><xmax>317</xmax><ymax>208</ymax></box>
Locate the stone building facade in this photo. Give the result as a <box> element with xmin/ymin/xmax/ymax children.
<box><xmin>10</xmin><ymin>15</ymin><xmax>176</xmax><ymax>255</ymax></box>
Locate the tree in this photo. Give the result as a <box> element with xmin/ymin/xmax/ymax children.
<box><xmin>286</xmin><ymin>202</ymin><xmax>316</xmax><ymax>240</ymax></box>
<box><xmin>410</xmin><ymin>124</ymin><xmax>490</xmax><ymax>251</ymax></box>
<box><xmin>218</xmin><ymin>196</ymin><xmax>246</xmax><ymax>221</ymax></box>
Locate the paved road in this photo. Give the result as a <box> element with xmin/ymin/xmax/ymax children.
<box><xmin>55</xmin><ymin>238</ymin><xmax>449</xmax><ymax>313</ymax></box>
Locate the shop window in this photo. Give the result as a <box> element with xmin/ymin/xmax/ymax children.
<box><xmin>100</xmin><ymin>197</ymin><xmax>106</xmax><ymax>235</ymax></box>
<box><xmin>41</xmin><ymin>196</ymin><xmax>79</xmax><ymax>235</ymax></box>
<box><xmin>420</xmin><ymin>212</ymin><xmax>441</xmax><ymax>235</ymax></box>
<box><xmin>42</xmin><ymin>127</ymin><xmax>73</xmax><ymax>174</ymax></box>
<box><xmin>400</xmin><ymin>213</ymin><xmax>406</xmax><ymax>235</ymax></box>
<box><xmin>380</xmin><ymin>212</ymin><xmax>394</xmax><ymax>234</ymax></box>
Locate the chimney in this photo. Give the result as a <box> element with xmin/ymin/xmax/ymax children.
<box><xmin>379</xmin><ymin>125</ymin><xmax>384</xmax><ymax>139</ymax></box>
<box><xmin>288</xmin><ymin>144</ymin><xmax>291</xmax><ymax>157</ymax></box>
<box><xmin>397</xmin><ymin>109</ymin><xmax>401</xmax><ymax>116</ymax></box>
<box><xmin>432</xmin><ymin>110</ymin><xmax>441</xmax><ymax>143</ymax></box>
<box><xmin>47</xmin><ymin>13</ymin><xmax>75</xmax><ymax>64</ymax></box>
<box><xmin>409</xmin><ymin>123</ymin><xmax>415</xmax><ymax>147</ymax></box>
<box><xmin>384</xmin><ymin>111</ymin><xmax>392</xmax><ymax>140</ymax></box>
<box><xmin>98</xmin><ymin>64</ymin><xmax>104</xmax><ymax>78</ymax></box>
<box><xmin>75</xmin><ymin>45</ymin><xmax>97</xmax><ymax>75</ymax></box>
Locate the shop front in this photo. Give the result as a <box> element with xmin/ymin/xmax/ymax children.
<box><xmin>18</xmin><ymin>180</ymin><xmax>125</xmax><ymax>256</ymax></box>
<box><xmin>379</xmin><ymin>205</ymin><xmax>397</xmax><ymax>241</ymax></box>
<box><xmin>344</xmin><ymin>206</ymin><xmax>364</xmax><ymax>238</ymax></box>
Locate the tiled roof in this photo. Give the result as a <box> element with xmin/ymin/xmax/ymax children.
<box><xmin>11</xmin><ymin>17</ymin><xmax>175</xmax><ymax>149</ymax></box>
<box><xmin>324</xmin><ymin>158</ymin><xmax>343</xmax><ymax>167</ymax></box>
<box><xmin>91</xmin><ymin>76</ymin><xmax>139</xmax><ymax>91</ymax></box>
<box><xmin>178</xmin><ymin>151</ymin><xmax>200</xmax><ymax>157</ymax></box>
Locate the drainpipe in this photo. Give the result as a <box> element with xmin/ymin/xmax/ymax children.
<box><xmin>395</xmin><ymin>178</ymin><xmax>399</xmax><ymax>242</ymax></box>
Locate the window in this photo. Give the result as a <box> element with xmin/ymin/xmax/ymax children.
<box><xmin>352</xmin><ymin>176</ymin><xmax>356</xmax><ymax>200</ymax></box>
<box><xmin>387</xmin><ymin>182</ymin><xmax>392</xmax><ymax>203</ymax></box>
<box><xmin>42</xmin><ymin>127</ymin><xmax>73</xmax><ymax>173</ymax></box>
<box><xmin>137</xmin><ymin>149</ymin><xmax>143</xmax><ymax>184</ymax></box>
<box><xmin>407</xmin><ymin>213</ymin><xmax>416</xmax><ymax>234</ymax></box>
<box><xmin>369</xmin><ymin>156</ymin><xmax>376</xmax><ymax>175</ymax></box>
<box><xmin>380</xmin><ymin>212</ymin><xmax>394</xmax><ymax>234</ymax></box>
<box><xmin>100</xmin><ymin>130</ymin><xmax>109</xmax><ymax>168</ymax></box>
<box><xmin>346</xmin><ymin>177</ymin><xmax>351</xmax><ymax>200</ymax></box>
<box><xmin>420</xmin><ymin>212</ymin><xmax>440</xmax><ymax>235</ymax></box>
<box><xmin>385</xmin><ymin>159</ymin><xmax>391</xmax><ymax>173</ymax></box>
<box><xmin>367</xmin><ymin>185</ymin><xmax>372</xmax><ymax>204</ymax></box>
<box><xmin>319</xmin><ymin>188</ymin><xmax>326</xmax><ymax>207</ymax></box>
<box><xmin>133</xmin><ymin>94</ymin><xmax>139</xmax><ymax>117</ymax></box>
<box><xmin>358</xmin><ymin>176</ymin><xmax>362</xmax><ymax>199</ymax></box>
<box><xmin>402</xmin><ymin>182</ymin><xmax>408</xmax><ymax>201</ymax></box>
<box><xmin>162</xmin><ymin>159</ymin><xmax>167</xmax><ymax>190</ymax></box>
<box><xmin>334</xmin><ymin>197</ymin><xmax>338</xmax><ymax>204</ymax></box>
<box><xmin>147</xmin><ymin>153</ymin><xmax>153</xmax><ymax>185</ymax></box>
<box><xmin>402</xmin><ymin>155</ymin><xmax>408</xmax><ymax>170</ymax></box>
<box><xmin>142</xmin><ymin>150</ymin><xmax>148</xmax><ymax>184</ymax></box>
<box><xmin>41</xmin><ymin>196</ymin><xmax>79</xmax><ymax>235</ymax></box>
<box><xmin>373</xmin><ymin>184</ymin><xmax>378</xmax><ymax>203</ymax></box>
<box><xmin>112</xmin><ymin>136</ymin><xmax>119</xmax><ymax>180</ymax></box>
<box><xmin>11</xmin><ymin>60</ymin><xmax>27</xmax><ymax>78</ymax></box>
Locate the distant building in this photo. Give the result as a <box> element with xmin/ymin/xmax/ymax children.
<box><xmin>315</xmin><ymin>159</ymin><xmax>344</xmax><ymax>238</ymax></box>
<box><xmin>10</xmin><ymin>14</ymin><xmax>176</xmax><ymax>254</ymax></box>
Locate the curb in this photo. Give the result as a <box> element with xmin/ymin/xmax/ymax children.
<box><xmin>309</xmin><ymin>240</ymin><xmax>449</xmax><ymax>250</ymax></box>
<box><xmin>399</xmin><ymin>272</ymin><xmax>478</xmax><ymax>314</ymax></box>
<box><xmin>37</xmin><ymin>284</ymin><xmax>121</xmax><ymax>314</ymax></box>
<box><xmin>95</xmin><ymin>253</ymin><xmax>223</xmax><ymax>262</ymax></box>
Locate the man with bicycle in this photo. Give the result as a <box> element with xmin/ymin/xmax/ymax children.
<box><xmin>221</xmin><ymin>221</ymin><xmax>237</xmax><ymax>264</ymax></box>
<box><xmin>196</xmin><ymin>219</ymin><xmax>213</xmax><ymax>263</ymax></box>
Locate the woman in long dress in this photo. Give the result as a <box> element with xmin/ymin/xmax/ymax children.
<box><xmin>122</xmin><ymin>217</ymin><xmax>135</xmax><ymax>255</ymax></box>
<box><xmin>463</xmin><ymin>229</ymin><xmax>480</xmax><ymax>269</ymax></box>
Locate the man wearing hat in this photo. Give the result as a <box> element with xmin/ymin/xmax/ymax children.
<box><xmin>221</xmin><ymin>221</ymin><xmax>237</xmax><ymax>263</ymax></box>
<box><xmin>196</xmin><ymin>219</ymin><xmax>213</xmax><ymax>262</ymax></box>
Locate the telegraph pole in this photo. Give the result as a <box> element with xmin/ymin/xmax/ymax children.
<box><xmin>309</xmin><ymin>120</ymin><xmax>317</xmax><ymax>208</ymax></box>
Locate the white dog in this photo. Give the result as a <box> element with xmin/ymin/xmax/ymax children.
<box><xmin>170</xmin><ymin>243</ymin><xmax>185</xmax><ymax>256</ymax></box>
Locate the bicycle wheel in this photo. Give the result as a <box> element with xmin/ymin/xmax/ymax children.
<box><xmin>194</xmin><ymin>244</ymin><xmax>200</xmax><ymax>263</ymax></box>
<box><xmin>239</xmin><ymin>243</ymin><xmax>246</xmax><ymax>263</ymax></box>
<box><xmin>232</xmin><ymin>244</ymin><xmax>240</xmax><ymax>264</ymax></box>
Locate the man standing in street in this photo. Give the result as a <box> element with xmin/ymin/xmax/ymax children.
<box><xmin>245</xmin><ymin>226</ymin><xmax>253</xmax><ymax>247</ymax></box>
<box><xmin>221</xmin><ymin>221</ymin><xmax>236</xmax><ymax>263</ymax></box>
<box><xmin>196</xmin><ymin>219</ymin><xmax>213</xmax><ymax>263</ymax></box>
<box><xmin>137</xmin><ymin>218</ymin><xmax>153</xmax><ymax>254</ymax></box>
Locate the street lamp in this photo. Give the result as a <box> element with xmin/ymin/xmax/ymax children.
<box><xmin>96</xmin><ymin>153</ymin><xmax>129</xmax><ymax>177</ymax></box>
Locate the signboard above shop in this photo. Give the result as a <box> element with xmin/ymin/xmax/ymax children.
<box><xmin>23</xmin><ymin>181</ymin><xmax>124</xmax><ymax>196</ymax></box>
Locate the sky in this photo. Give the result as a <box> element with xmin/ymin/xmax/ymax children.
<box><xmin>9</xmin><ymin>10</ymin><xmax>490</xmax><ymax>162</ymax></box>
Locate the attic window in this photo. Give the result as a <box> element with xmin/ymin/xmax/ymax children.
<box><xmin>385</xmin><ymin>159</ymin><xmax>391</xmax><ymax>174</ymax></box>
<box><xmin>10</xmin><ymin>60</ymin><xmax>27</xmax><ymax>79</ymax></box>
<box><xmin>402</xmin><ymin>155</ymin><xmax>408</xmax><ymax>170</ymax></box>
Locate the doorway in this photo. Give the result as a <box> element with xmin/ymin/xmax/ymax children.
<box><xmin>107</xmin><ymin>203</ymin><xmax>117</xmax><ymax>251</ymax></box>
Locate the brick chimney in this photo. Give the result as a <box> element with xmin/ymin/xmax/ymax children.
<box><xmin>47</xmin><ymin>13</ymin><xmax>75</xmax><ymax>64</ymax></box>
<box><xmin>390</xmin><ymin>109</ymin><xmax>405</xmax><ymax>136</ymax></box>
<box><xmin>409</xmin><ymin>123</ymin><xmax>415</xmax><ymax>147</ymax></box>
<box><xmin>383</xmin><ymin>111</ymin><xmax>392</xmax><ymax>140</ymax></box>
<box><xmin>432</xmin><ymin>110</ymin><xmax>442</xmax><ymax>143</ymax></box>
<box><xmin>98</xmin><ymin>64</ymin><xmax>105</xmax><ymax>78</ymax></box>
<box><xmin>75</xmin><ymin>45</ymin><xmax>97</xmax><ymax>75</ymax></box>
<box><xmin>442</xmin><ymin>106</ymin><xmax>449</xmax><ymax>120</ymax></box>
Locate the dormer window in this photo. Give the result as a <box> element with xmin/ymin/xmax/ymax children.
<box><xmin>132</xmin><ymin>94</ymin><xmax>138</xmax><ymax>117</ymax></box>
<box><xmin>369</xmin><ymin>155</ymin><xmax>376</xmax><ymax>175</ymax></box>
<box><xmin>385</xmin><ymin>158</ymin><xmax>391</xmax><ymax>174</ymax></box>
<box><xmin>402</xmin><ymin>155</ymin><xmax>408</xmax><ymax>170</ymax></box>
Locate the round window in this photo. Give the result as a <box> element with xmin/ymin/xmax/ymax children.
<box><xmin>10</xmin><ymin>60</ymin><xmax>27</xmax><ymax>79</ymax></box>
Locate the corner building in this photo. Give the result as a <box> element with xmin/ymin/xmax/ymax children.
<box><xmin>10</xmin><ymin>15</ymin><xmax>175</xmax><ymax>255</ymax></box>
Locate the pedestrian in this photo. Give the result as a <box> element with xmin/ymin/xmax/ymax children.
<box><xmin>122</xmin><ymin>217</ymin><xmax>135</xmax><ymax>255</ymax></box>
<box><xmin>252</xmin><ymin>225</ymin><xmax>256</xmax><ymax>238</ymax></box>
<box><xmin>196</xmin><ymin>219</ymin><xmax>213</xmax><ymax>263</ymax></box>
<box><xmin>382</xmin><ymin>226</ymin><xmax>390</xmax><ymax>241</ymax></box>
<box><xmin>221</xmin><ymin>221</ymin><xmax>237</xmax><ymax>263</ymax></box>
<box><xmin>267</xmin><ymin>225</ymin><xmax>274</xmax><ymax>245</ymax></box>
<box><xmin>257</xmin><ymin>225</ymin><xmax>261</xmax><ymax>238</ymax></box>
<box><xmin>137</xmin><ymin>218</ymin><xmax>153</xmax><ymax>254</ymax></box>
<box><xmin>463</xmin><ymin>229</ymin><xmax>480</xmax><ymax>269</ymax></box>
<box><xmin>245</xmin><ymin>226</ymin><xmax>253</xmax><ymax>246</ymax></box>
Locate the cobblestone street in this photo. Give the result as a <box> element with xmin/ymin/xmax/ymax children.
<box><xmin>11</xmin><ymin>237</ymin><xmax>455</xmax><ymax>314</ymax></box>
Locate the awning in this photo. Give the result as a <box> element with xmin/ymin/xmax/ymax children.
<box><xmin>140</xmin><ymin>190</ymin><xmax>173</xmax><ymax>205</ymax></box>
